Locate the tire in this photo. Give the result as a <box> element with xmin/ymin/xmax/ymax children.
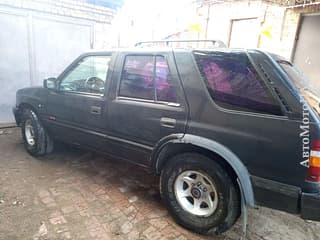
<box><xmin>21</xmin><ymin>108</ymin><xmax>54</xmax><ymax>156</ymax></box>
<box><xmin>160</xmin><ymin>153</ymin><xmax>240</xmax><ymax>235</ymax></box>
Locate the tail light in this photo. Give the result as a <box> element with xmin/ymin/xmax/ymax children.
<box><xmin>306</xmin><ymin>140</ymin><xmax>320</xmax><ymax>182</ymax></box>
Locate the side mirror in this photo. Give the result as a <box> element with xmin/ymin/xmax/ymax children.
<box><xmin>43</xmin><ymin>77</ymin><xmax>57</xmax><ymax>90</ymax></box>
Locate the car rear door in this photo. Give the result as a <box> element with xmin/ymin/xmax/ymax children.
<box><xmin>106</xmin><ymin>51</ymin><xmax>188</xmax><ymax>166</ymax></box>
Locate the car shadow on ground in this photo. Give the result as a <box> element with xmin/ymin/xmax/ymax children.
<box><xmin>44</xmin><ymin>142</ymin><xmax>162</xmax><ymax>200</ymax></box>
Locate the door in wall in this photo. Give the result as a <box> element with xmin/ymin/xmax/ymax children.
<box><xmin>229</xmin><ymin>18</ymin><xmax>259</xmax><ymax>48</ymax></box>
<box><xmin>293</xmin><ymin>15</ymin><xmax>320</xmax><ymax>92</ymax></box>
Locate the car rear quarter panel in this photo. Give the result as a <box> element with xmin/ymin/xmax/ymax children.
<box><xmin>173</xmin><ymin>50</ymin><xmax>320</xmax><ymax>211</ymax></box>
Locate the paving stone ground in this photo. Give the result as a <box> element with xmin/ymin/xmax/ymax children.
<box><xmin>0</xmin><ymin>128</ymin><xmax>319</xmax><ymax>240</ymax></box>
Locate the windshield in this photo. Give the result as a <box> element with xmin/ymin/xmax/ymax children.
<box><xmin>279</xmin><ymin>60</ymin><xmax>320</xmax><ymax>115</ymax></box>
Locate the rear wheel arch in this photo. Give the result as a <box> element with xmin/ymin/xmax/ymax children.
<box><xmin>152</xmin><ymin>134</ymin><xmax>255</xmax><ymax>207</ymax></box>
<box><xmin>160</xmin><ymin>152</ymin><xmax>240</xmax><ymax>234</ymax></box>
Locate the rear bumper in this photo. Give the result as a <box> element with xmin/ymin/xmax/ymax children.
<box><xmin>301</xmin><ymin>192</ymin><xmax>320</xmax><ymax>221</ymax></box>
<box><xmin>252</xmin><ymin>176</ymin><xmax>320</xmax><ymax>222</ymax></box>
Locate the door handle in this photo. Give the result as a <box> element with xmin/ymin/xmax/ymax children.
<box><xmin>90</xmin><ymin>106</ymin><xmax>101</xmax><ymax>115</ymax></box>
<box><xmin>160</xmin><ymin>117</ymin><xmax>176</xmax><ymax>128</ymax></box>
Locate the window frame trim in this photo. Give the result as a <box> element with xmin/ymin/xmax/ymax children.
<box><xmin>116</xmin><ymin>96</ymin><xmax>181</xmax><ymax>107</ymax></box>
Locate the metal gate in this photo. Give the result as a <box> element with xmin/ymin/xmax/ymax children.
<box><xmin>293</xmin><ymin>15</ymin><xmax>320</xmax><ymax>91</ymax></box>
<box><xmin>0</xmin><ymin>7</ymin><xmax>93</xmax><ymax>123</ymax></box>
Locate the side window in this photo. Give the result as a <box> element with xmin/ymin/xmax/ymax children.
<box><xmin>119</xmin><ymin>56</ymin><xmax>154</xmax><ymax>100</ymax></box>
<box><xmin>155</xmin><ymin>56</ymin><xmax>177</xmax><ymax>102</ymax></box>
<box><xmin>60</xmin><ymin>55</ymin><xmax>111</xmax><ymax>94</ymax></box>
<box><xmin>119</xmin><ymin>55</ymin><xmax>177</xmax><ymax>102</ymax></box>
<box><xmin>194</xmin><ymin>51</ymin><xmax>282</xmax><ymax>115</ymax></box>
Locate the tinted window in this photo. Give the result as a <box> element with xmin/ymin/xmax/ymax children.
<box><xmin>60</xmin><ymin>55</ymin><xmax>110</xmax><ymax>94</ymax></box>
<box><xmin>155</xmin><ymin>56</ymin><xmax>176</xmax><ymax>102</ymax></box>
<box><xmin>119</xmin><ymin>55</ymin><xmax>177</xmax><ymax>102</ymax></box>
<box><xmin>194</xmin><ymin>51</ymin><xmax>282</xmax><ymax>115</ymax></box>
<box><xmin>119</xmin><ymin>56</ymin><xmax>154</xmax><ymax>100</ymax></box>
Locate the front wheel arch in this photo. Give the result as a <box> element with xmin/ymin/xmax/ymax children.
<box><xmin>20</xmin><ymin>108</ymin><xmax>53</xmax><ymax>156</ymax></box>
<box><xmin>16</xmin><ymin>103</ymin><xmax>39</xmax><ymax>126</ymax></box>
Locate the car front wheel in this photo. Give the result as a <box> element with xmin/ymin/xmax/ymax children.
<box><xmin>160</xmin><ymin>153</ymin><xmax>240</xmax><ymax>235</ymax></box>
<box><xmin>21</xmin><ymin>108</ymin><xmax>53</xmax><ymax>156</ymax></box>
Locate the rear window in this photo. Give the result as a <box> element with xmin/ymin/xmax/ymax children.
<box><xmin>194</xmin><ymin>51</ymin><xmax>282</xmax><ymax>115</ymax></box>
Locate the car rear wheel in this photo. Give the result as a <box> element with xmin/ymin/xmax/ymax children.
<box><xmin>21</xmin><ymin>108</ymin><xmax>54</xmax><ymax>156</ymax></box>
<box><xmin>160</xmin><ymin>153</ymin><xmax>240</xmax><ymax>235</ymax></box>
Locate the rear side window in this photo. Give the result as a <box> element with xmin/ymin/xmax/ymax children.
<box><xmin>119</xmin><ymin>55</ymin><xmax>177</xmax><ymax>102</ymax></box>
<box><xmin>194</xmin><ymin>51</ymin><xmax>282</xmax><ymax>115</ymax></box>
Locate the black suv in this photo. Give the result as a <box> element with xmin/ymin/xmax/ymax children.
<box><xmin>13</xmin><ymin>40</ymin><xmax>320</xmax><ymax>235</ymax></box>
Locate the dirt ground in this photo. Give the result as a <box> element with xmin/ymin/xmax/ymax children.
<box><xmin>0</xmin><ymin>128</ymin><xmax>319</xmax><ymax>240</ymax></box>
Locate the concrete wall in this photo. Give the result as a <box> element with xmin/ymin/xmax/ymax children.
<box><xmin>0</xmin><ymin>0</ymin><xmax>114</xmax><ymax>123</ymax></box>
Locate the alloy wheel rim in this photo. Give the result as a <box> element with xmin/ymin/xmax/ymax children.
<box><xmin>25</xmin><ymin>119</ymin><xmax>35</xmax><ymax>146</ymax></box>
<box><xmin>174</xmin><ymin>170</ymin><xmax>218</xmax><ymax>217</ymax></box>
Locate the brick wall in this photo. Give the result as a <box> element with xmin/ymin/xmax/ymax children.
<box><xmin>277</xmin><ymin>9</ymin><xmax>300</xmax><ymax>59</ymax></box>
<box><xmin>280</xmin><ymin>3</ymin><xmax>320</xmax><ymax>60</ymax></box>
<box><xmin>172</xmin><ymin>0</ymin><xmax>320</xmax><ymax>60</ymax></box>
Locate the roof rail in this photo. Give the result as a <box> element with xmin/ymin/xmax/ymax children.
<box><xmin>134</xmin><ymin>39</ymin><xmax>226</xmax><ymax>48</ymax></box>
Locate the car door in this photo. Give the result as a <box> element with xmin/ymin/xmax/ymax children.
<box><xmin>44</xmin><ymin>52</ymin><xmax>115</xmax><ymax>151</ymax></box>
<box><xmin>107</xmin><ymin>51</ymin><xmax>188</xmax><ymax>166</ymax></box>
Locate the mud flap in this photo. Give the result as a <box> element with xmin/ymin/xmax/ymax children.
<box><xmin>237</xmin><ymin>178</ymin><xmax>247</xmax><ymax>240</ymax></box>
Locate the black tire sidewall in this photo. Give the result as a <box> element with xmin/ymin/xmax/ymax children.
<box><xmin>21</xmin><ymin>109</ymin><xmax>45</xmax><ymax>156</ymax></box>
<box><xmin>161</xmin><ymin>153</ymin><xmax>237</xmax><ymax>234</ymax></box>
